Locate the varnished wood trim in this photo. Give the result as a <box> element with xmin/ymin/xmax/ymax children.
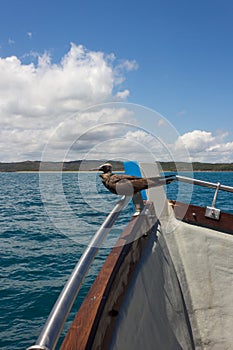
<box><xmin>170</xmin><ymin>201</ymin><xmax>233</xmax><ymax>234</ymax></box>
<box><xmin>61</xmin><ymin>202</ymin><xmax>157</xmax><ymax>350</ymax></box>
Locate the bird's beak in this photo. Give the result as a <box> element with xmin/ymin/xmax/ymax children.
<box><xmin>90</xmin><ymin>168</ymin><xmax>100</xmax><ymax>171</ymax></box>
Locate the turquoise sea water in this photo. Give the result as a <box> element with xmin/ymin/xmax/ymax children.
<box><xmin>0</xmin><ymin>171</ymin><xmax>232</xmax><ymax>350</ymax></box>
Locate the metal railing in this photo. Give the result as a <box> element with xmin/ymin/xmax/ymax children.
<box><xmin>176</xmin><ymin>175</ymin><xmax>233</xmax><ymax>193</ymax></box>
<box><xmin>176</xmin><ymin>175</ymin><xmax>233</xmax><ymax>219</ymax></box>
<box><xmin>27</xmin><ymin>195</ymin><xmax>131</xmax><ymax>350</ymax></box>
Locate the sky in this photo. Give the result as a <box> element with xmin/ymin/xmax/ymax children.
<box><xmin>0</xmin><ymin>0</ymin><xmax>233</xmax><ymax>163</ymax></box>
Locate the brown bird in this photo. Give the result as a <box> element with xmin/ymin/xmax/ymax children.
<box><xmin>97</xmin><ymin>163</ymin><xmax>175</xmax><ymax>196</ymax></box>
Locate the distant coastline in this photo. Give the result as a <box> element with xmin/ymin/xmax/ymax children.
<box><xmin>0</xmin><ymin>160</ymin><xmax>233</xmax><ymax>172</ymax></box>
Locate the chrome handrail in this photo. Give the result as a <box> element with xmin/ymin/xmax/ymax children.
<box><xmin>27</xmin><ymin>195</ymin><xmax>131</xmax><ymax>350</ymax></box>
<box><xmin>176</xmin><ymin>175</ymin><xmax>233</xmax><ymax>193</ymax></box>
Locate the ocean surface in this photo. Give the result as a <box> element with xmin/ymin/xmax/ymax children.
<box><xmin>0</xmin><ymin>171</ymin><xmax>232</xmax><ymax>350</ymax></box>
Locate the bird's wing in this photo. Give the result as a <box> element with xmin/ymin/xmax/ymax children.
<box><xmin>111</xmin><ymin>174</ymin><xmax>174</xmax><ymax>186</ymax></box>
<box><xmin>112</xmin><ymin>175</ymin><xmax>149</xmax><ymax>191</ymax></box>
<box><xmin>109</xmin><ymin>174</ymin><xmax>142</xmax><ymax>183</ymax></box>
<box><xmin>148</xmin><ymin>175</ymin><xmax>175</xmax><ymax>185</ymax></box>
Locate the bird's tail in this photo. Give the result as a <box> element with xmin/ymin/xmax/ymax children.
<box><xmin>147</xmin><ymin>174</ymin><xmax>176</xmax><ymax>187</ymax></box>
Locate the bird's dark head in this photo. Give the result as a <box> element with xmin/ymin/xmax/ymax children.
<box><xmin>98</xmin><ymin>163</ymin><xmax>113</xmax><ymax>174</ymax></box>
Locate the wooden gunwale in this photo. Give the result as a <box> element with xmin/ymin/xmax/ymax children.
<box><xmin>61</xmin><ymin>201</ymin><xmax>157</xmax><ymax>350</ymax></box>
<box><xmin>170</xmin><ymin>201</ymin><xmax>233</xmax><ymax>234</ymax></box>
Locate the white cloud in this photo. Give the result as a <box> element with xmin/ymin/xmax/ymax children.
<box><xmin>118</xmin><ymin>59</ymin><xmax>138</xmax><ymax>71</ymax></box>
<box><xmin>0</xmin><ymin>43</ymin><xmax>232</xmax><ymax>164</ymax></box>
<box><xmin>115</xmin><ymin>89</ymin><xmax>130</xmax><ymax>99</ymax></box>
<box><xmin>176</xmin><ymin>109</ymin><xmax>187</xmax><ymax>117</ymax></box>
<box><xmin>70</xmin><ymin>128</ymin><xmax>181</xmax><ymax>163</ymax></box>
<box><xmin>157</xmin><ymin>118</ymin><xmax>166</xmax><ymax>127</ymax></box>
<box><xmin>0</xmin><ymin>43</ymin><xmax>138</xmax><ymax>161</ymax></box>
<box><xmin>175</xmin><ymin>130</ymin><xmax>233</xmax><ymax>162</ymax></box>
<box><xmin>176</xmin><ymin>130</ymin><xmax>215</xmax><ymax>153</ymax></box>
<box><xmin>8</xmin><ymin>38</ymin><xmax>15</xmax><ymax>45</ymax></box>
<box><xmin>113</xmin><ymin>59</ymin><xmax>138</xmax><ymax>84</ymax></box>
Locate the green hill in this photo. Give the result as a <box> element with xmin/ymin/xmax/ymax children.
<box><xmin>160</xmin><ymin>162</ymin><xmax>233</xmax><ymax>172</ymax></box>
<box><xmin>0</xmin><ymin>160</ymin><xmax>232</xmax><ymax>172</ymax></box>
<box><xmin>0</xmin><ymin>160</ymin><xmax>123</xmax><ymax>172</ymax></box>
